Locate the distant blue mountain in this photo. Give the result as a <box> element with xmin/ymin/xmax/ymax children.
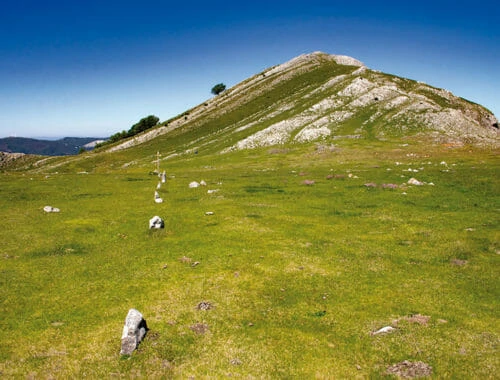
<box><xmin>0</xmin><ymin>137</ymin><xmax>107</xmax><ymax>156</ymax></box>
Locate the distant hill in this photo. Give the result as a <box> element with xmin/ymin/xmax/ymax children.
<box><xmin>0</xmin><ymin>137</ymin><xmax>106</xmax><ymax>156</ymax></box>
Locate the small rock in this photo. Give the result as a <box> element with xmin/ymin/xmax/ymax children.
<box><xmin>302</xmin><ymin>179</ymin><xmax>315</xmax><ymax>185</ymax></box>
<box><xmin>407</xmin><ymin>177</ymin><xmax>424</xmax><ymax>186</ymax></box>
<box><xmin>43</xmin><ymin>206</ymin><xmax>60</xmax><ymax>213</ymax></box>
<box><xmin>197</xmin><ymin>301</ymin><xmax>213</xmax><ymax>310</ymax></box>
<box><xmin>149</xmin><ymin>216</ymin><xmax>165</xmax><ymax>229</ymax></box>
<box><xmin>364</xmin><ymin>182</ymin><xmax>377</xmax><ymax>187</ymax></box>
<box><xmin>205</xmin><ymin>211</ymin><xmax>214</xmax><ymax>215</ymax></box>
<box><xmin>371</xmin><ymin>326</ymin><xmax>396</xmax><ymax>335</ymax></box>
<box><xmin>154</xmin><ymin>198</ymin><xmax>163</xmax><ymax>203</ymax></box>
<box><xmin>189</xmin><ymin>181</ymin><xmax>200</xmax><ymax>188</ymax></box>
<box><xmin>200</xmin><ymin>180</ymin><xmax>207</xmax><ymax>186</ymax></box>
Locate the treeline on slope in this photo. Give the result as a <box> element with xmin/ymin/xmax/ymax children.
<box><xmin>97</xmin><ymin>115</ymin><xmax>160</xmax><ymax>147</ymax></box>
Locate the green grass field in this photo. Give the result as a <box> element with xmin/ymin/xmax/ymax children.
<box><xmin>0</xmin><ymin>138</ymin><xmax>498</xmax><ymax>378</ymax></box>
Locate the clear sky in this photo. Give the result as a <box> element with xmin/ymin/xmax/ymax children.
<box><xmin>1</xmin><ymin>0</ymin><xmax>498</xmax><ymax>139</ymax></box>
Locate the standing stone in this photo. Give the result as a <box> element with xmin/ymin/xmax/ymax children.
<box><xmin>120</xmin><ymin>308</ymin><xmax>148</xmax><ymax>355</ymax></box>
<box><xmin>161</xmin><ymin>171</ymin><xmax>166</xmax><ymax>183</ymax></box>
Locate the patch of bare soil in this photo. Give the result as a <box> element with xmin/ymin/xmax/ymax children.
<box><xmin>451</xmin><ymin>258</ymin><xmax>468</xmax><ymax>266</ymax></box>
<box><xmin>190</xmin><ymin>323</ymin><xmax>209</xmax><ymax>335</ymax></box>
<box><xmin>386</xmin><ymin>360</ymin><xmax>432</xmax><ymax>378</ymax></box>
<box><xmin>394</xmin><ymin>314</ymin><xmax>431</xmax><ymax>326</ymax></box>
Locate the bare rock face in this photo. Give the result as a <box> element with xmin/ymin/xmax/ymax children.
<box><xmin>120</xmin><ymin>309</ymin><xmax>148</xmax><ymax>355</ymax></box>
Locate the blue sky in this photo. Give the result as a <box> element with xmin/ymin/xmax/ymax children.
<box><xmin>1</xmin><ymin>0</ymin><xmax>498</xmax><ymax>138</ymax></box>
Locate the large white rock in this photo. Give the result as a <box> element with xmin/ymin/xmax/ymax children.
<box><xmin>120</xmin><ymin>308</ymin><xmax>148</xmax><ymax>355</ymax></box>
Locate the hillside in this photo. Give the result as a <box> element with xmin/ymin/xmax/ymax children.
<box><xmin>102</xmin><ymin>51</ymin><xmax>497</xmax><ymax>158</ymax></box>
<box><xmin>0</xmin><ymin>52</ymin><xmax>498</xmax><ymax>378</ymax></box>
<box><xmin>0</xmin><ymin>136</ymin><xmax>105</xmax><ymax>156</ymax></box>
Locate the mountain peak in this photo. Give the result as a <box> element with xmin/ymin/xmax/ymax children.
<box><xmin>102</xmin><ymin>51</ymin><xmax>498</xmax><ymax>156</ymax></box>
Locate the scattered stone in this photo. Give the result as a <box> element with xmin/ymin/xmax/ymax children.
<box><xmin>156</xmin><ymin>182</ymin><xmax>161</xmax><ymax>190</ymax></box>
<box><xmin>154</xmin><ymin>197</ymin><xmax>163</xmax><ymax>203</ymax></box>
<box><xmin>386</xmin><ymin>360</ymin><xmax>432</xmax><ymax>378</ymax></box>
<box><xmin>161</xmin><ymin>171</ymin><xmax>166</xmax><ymax>183</ymax></box>
<box><xmin>407</xmin><ymin>177</ymin><xmax>424</xmax><ymax>186</ymax></box>
<box><xmin>207</xmin><ymin>189</ymin><xmax>219</xmax><ymax>194</ymax></box>
<box><xmin>205</xmin><ymin>211</ymin><xmax>214</xmax><ymax>215</ymax></box>
<box><xmin>120</xmin><ymin>309</ymin><xmax>148</xmax><ymax>355</ymax></box>
<box><xmin>149</xmin><ymin>216</ymin><xmax>165</xmax><ymax>229</ymax></box>
<box><xmin>200</xmin><ymin>180</ymin><xmax>207</xmax><ymax>186</ymax></box>
<box><xmin>326</xmin><ymin>174</ymin><xmax>334</xmax><ymax>179</ymax></box>
<box><xmin>371</xmin><ymin>326</ymin><xmax>396</xmax><ymax>335</ymax></box>
<box><xmin>43</xmin><ymin>206</ymin><xmax>60</xmax><ymax>213</ymax></box>
<box><xmin>191</xmin><ymin>261</ymin><xmax>200</xmax><ymax>267</ymax></box>
<box><xmin>303</xmin><ymin>179</ymin><xmax>315</xmax><ymax>185</ymax></box>
<box><xmin>179</xmin><ymin>256</ymin><xmax>192</xmax><ymax>263</ymax></box>
<box><xmin>189</xmin><ymin>181</ymin><xmax>200</xmax><ymax>188</ymax></box>
<box><xmin>364</xmin><ymin>182</ymin><xmax>377</xmax><ymax>187</ymax></box>
<box><xmin>197</xmin><ymin>301</ymin><xmax>213</xmax><ymax>310</ymax></box>
<box><xmin>230</xmin><ymin>358</ymin><xmax>242</xmax><ymax>366</ymax></box>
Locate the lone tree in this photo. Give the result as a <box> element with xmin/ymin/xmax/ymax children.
<box><xmin>211</xmin><ymin>83</ymin><xmax>226</xmax><ymax>95</ymax></box>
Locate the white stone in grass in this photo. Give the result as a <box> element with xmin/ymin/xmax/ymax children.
<box><xmin>43</xmin><ymin>206</ymin><xmax>60</xmax><ymax>213</ymax></box>
<box><xmin>149</xmin><ymin>215</ymin><xmax>164</xmax><ymax>229</ymax></box>
<box><xmin>189</xmin><ymin>181</ymin><xmax>200</xmax><ymax>188</ymax></box>
<box><xmin>371</xmin><ymin>326</ymin><xmax>396</xmax><ymax>335</ymax></box>
<box><xmin>407</xmin><ymin>178</ymin><xmax>424</xmax><ymax>186</ymax></box>
<box><xmin>154</xmin><ymin>198</ymin><xmax>163</xmax><ymax>203</ymax></box>
<box><xmin>120</xmin><ymin>308</ymin><xmax>148</xmax><ymax>355</ymax></box>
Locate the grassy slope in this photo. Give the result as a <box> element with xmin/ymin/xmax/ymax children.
<box><xmin>0</xmin><ymin>137</ymin><xmax>498</xmax><ymax>378</ymax></box>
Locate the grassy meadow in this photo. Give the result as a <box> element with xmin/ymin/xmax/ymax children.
<box><xmin>0</xmin><ymin>138</ymin><xmax>498</xmax><ymax>378</ymax></box>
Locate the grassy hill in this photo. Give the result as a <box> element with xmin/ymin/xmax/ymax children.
<box><xmin>0</xmin><ymin>52</ymin><xmax>498</xmax><ymax>378</ymax></box>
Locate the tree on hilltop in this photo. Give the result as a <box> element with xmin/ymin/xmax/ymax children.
<box><xmin>128</xmin><ymin>115</ymin><xmax>160</xmax><ymax>136</ymax></box>
<box><xmin>211</xmin><ymin>83</ymin><xmax>226</xmax><ymax>95</ymax></box>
